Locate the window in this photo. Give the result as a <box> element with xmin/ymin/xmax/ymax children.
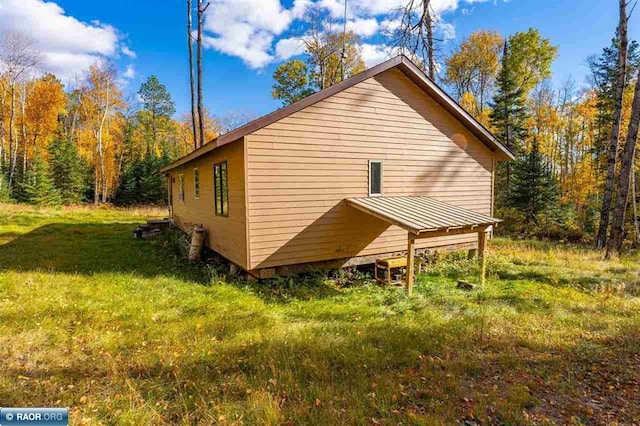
<box><xmin>214</xmin><ymin>161</ymin><xmax>229</xmax><ymax>217</ymax></box>
<box><xmin>193</xmin><ymin>168</ymin><xmax>200</xmax><ymax>199</ymax></box>
<box><xmin>178</xmin><ymin>174</ymin><xmax>185</xmax><ymax>202</ymax></box>
<box><xmin>369</xmin><ymin>160</ymin><xmax>383</xmax><ymax>196</ymax></box>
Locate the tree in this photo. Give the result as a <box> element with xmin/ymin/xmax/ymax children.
<box><xmin>20</xmin><ymin>153</ymin><xmax>61</xmax><ymax>206</ymax></box>
<box><xmin>302</xmin><ymin>14</ymin><xmax>365</xmax><ymax>90</ymax></box>
<box><xmin>137</xmin><ymin>75</ymin><xmax>176</xmax><ymax>155</ymax></box>
<box><xmin>489</xmin><ymin>42</ymin><xmax>528</xmax><ymax>203</ymax></box>
<box><xmin>509</xmin><ymin>139</ymin><xmax>559</xmax><ymax>224</ymax></box>
<box><xmin>114</xmin><ymin>154</ymin><xmax>170</xmax><ymax>206</ymax></box>
<box><xmin>0</xmin><ymin>31</ymin><xmax>41</xmax><ymax>190</ymax></box>
<box><xmin>596</xmin><ymin>0</ymin><xmax>629</xmax><ymax>249</ymax></box>
<box><xmin>389</xmin><ymin>0</ymin><xmax>436</xmax><ymax>79</ymax></box>
<box><xmin>25</xmin><ymin>74</ymin><xmax>66</xmax><ymax>164</ymax></box>
<box><xmin>507</xmin><ymin>28</ymin><xmax>559</xmax><ymax>95</ymax></box>
<box><xmin>272</xmin><ymin>60</ymin><xmax>315</xmax><ymax>105</ymax></box>
<box><xmin>196</xmin><ymin>0</ymin><xmax>209</xmax><ymax>148</ymax></box>
<box><xmin>80</xmin><ymin>62</ymin><xmax>124</xmax><ymax>204</ymax></box>
<box><xmin>443</xmin><ymin>30</ymin><xmax>504</xmax><ymax>115</ymax></box>
<box><xmin>187</xmin><ymin>0</ymin><xmax>198</xmax><ymax>150</ymax></box>
<box><xmin>606</xmin><ymin>64</ymin><xmax>640</xmax><ymax>257</ymax></box>
<box><xmin>48</xmin><ymin>133</ymin><xmax>90</xmax><ymax>204</ymax></box>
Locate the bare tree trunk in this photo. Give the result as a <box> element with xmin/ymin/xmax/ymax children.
<box><xmin>187</xmin><ymin>0</ymin><xmax>198</xmax><ymax>150</ymax></box>
<box><xmin>21</xmin><ymin>85</ymin><xmax>27</xmax><ymax>179</ymax></box>
<box><xmin>607</xmin><ymin>65</ymin><xmax>640</xmax><ymax>257</ymax></box>
<box><xmin>196</xmin><ymin>0</ymin><xmax>208</xmax><ymax>147</ymax></box>
<box><xmin>596</xmin><ymin>0</ymin><xmax>628</xmax><ymax>249</ymax></box>
<box><xmin>425</xmin><ymin>2</ymin><xmax>435</xmax><ymax>80</ymax></box>
<box><xmin>632</xmin><ymin>162</ymin><xmax>640</xmax><ymax>246</ymax></box>
<box><xmin>96</xmin><ymin>82</ymin><xmax>110</xmax><ymax>205</ymax></box>
<box><xmin>8</xmin><ymin>82</ymin><xmax>16</xmax><ymax>189</ymax></box>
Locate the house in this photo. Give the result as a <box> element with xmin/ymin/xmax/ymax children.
<box><xmin>160</xmin><ymin>55</ymin><xmax>514</xmax><ymax>292</ymax></box>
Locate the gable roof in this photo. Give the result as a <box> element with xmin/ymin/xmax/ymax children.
<box><xmin>161</xmin><ymin>55</ymin><xmax>515</xmax><ymax>173</ymax></box>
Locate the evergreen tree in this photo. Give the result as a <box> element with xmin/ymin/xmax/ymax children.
<box><xmin>21</xmin><ymin>154</ymin><xmax>62</xmax><ymax>206</ymax></box>
<box><xmin>137</xmin><ymin>76</ymin><xmax>176</xmax><ymax>155</ymax></box>
<box><xmin>113</xmin><ymin>154</ymin><xmax>171</xmax><ymax>206</ymax></box>
<box><xmin>489</xmin><ymin>42</ymin><xmax>529</xmax><ymax>205</ymax></box>
<box><xmin>510</xmin><ymin>139</ymin><xmax>559</xmax><ymax>223</ymax></box>
<box><xmin>0</xmin><ymin>173</ymin><xmax>10</xmax><ymax>202</ymax></box>
<box><xmin>48</xmin><ymin>134</ymin><xmax>91</xmax><ymax>204</ymax></box>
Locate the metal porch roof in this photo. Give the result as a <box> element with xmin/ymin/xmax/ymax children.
<box><xmin>346</xmin><ymin>196</ymin><xmax>502</xmax><ymax>235</ymax></box>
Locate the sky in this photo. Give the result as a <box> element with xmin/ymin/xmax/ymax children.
<box><xmin>1</xmin><ymin>0</ymin><xmax>639</xmax><ymax>120</ymax></box>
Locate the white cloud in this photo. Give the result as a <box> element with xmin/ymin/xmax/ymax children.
<box><xmin>0</xmin><ymin>0</ymin><xmax>128</xmax><ymax>82</ymax></box>
<box><xmin>360</xmin><ymin>43</ymin><xmax>393</xmax><ymax>67</ymax></box>
<box><xmin>122</xmin><ymin>46</ymin><xmax>136</xmax><ymax>58</ymax></box>
<box><xmin>346</xmin><ymin>18</ymin><xmax>380</xmax><ymax>37</ymax></box>
<box><xmin>436</xmin><ymin>21</ymin><xmax>456</xmax><ymax>41</ymax></box>
<box><xmin>123</xmin><ymin>64</ymin><xmax>135</xmax><ymax>79</ymax></box>
<box><xmin>275</xmin><ymin>37</ymin><xmax>305</xmax><ymax>60</ymax></box>
<box><xmin>203</xmin><ymin>0</ymin><xmax>312</xmax><ymax>68</ymax></box>
<box><xmin>203</xmin><ymin>0</ymin><xmax>501</xmax><ymax>69</ymax></box>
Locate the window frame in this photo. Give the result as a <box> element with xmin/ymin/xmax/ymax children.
<box><xmin>178</xmin><ymin>174</ymin><xmax>185</xmax><ymax>203</ymax></box>
<box><xmin>214</xmin><ymin>161</ymin><xmax>229</xmax><ymax>217</ymax></box>
<box><xmin>368</xmin><ymin>160</ymin><xmax>383</xmax><ymax>197</ymax></box>
<box><xmin>193</xmin><ymin>167</ymin><xmax>200</xmax><ymax>199</ymax></box>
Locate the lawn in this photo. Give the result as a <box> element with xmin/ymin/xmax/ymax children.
<box><xmin>1</xmin><ymin>204</ymin><xmax>639</xmax><ymax>425</ymax></box>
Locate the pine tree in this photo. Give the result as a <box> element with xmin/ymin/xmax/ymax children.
<box><xmin>489</xmin><ymin>42</ymin><xmax>529</xmax><ymax>205</ymax></box>
<box><xmin>21</xmin><ymin>154</ymin><xmax>62</xmax><ymax>206</ymax></box>
<box><xmin>48</xmin><ymin>134</ymin><xmax>91</xmax><ymax>204</ymax></box>
<box><xmin>113</xmin><ymin>154</ymin><xmax>170</xmax><ymax>206</ymax></box>
<box><xmin>510</xmin><ymin>139</ymin><xmax>559</xmax><ymax>224</ymax></box>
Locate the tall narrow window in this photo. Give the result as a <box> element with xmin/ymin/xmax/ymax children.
<box><xmin>369</xmin><ymin>160</ymin><xmax>383</xmax><ymax>196</ymax></box>
<box><xmin>193</xmin><ymin>168</ymin><xmax>200</xmax><ymax>199</ymax></box>
<box><xmin>178</xmin><ymin>174</ymin><xmax>185</xmax><ymax>202</ymax></box>
<box><xmin>214</xmin><ymin>161</ymin><xmax>229</xmax><ymax>217</ymax></box>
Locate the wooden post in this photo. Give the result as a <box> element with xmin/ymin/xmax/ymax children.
<box><xmin>478</xmin><ymin>230</ymin><xmax>487</xmax><ymax>285</ymax></box>
<box><xmin>406</xmin><ymin>234</ymin><xmax>416</xmax><ymax>295</ymax></box>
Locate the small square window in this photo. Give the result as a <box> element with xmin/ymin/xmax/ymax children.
<box><xmin>369</xmin><ymin>160</ymin><xmax>383</xmax><ymax>196</ymax></box>
<box><xmin>194</xmin><ymin>168</ymin><xmax>200</xmax><ymax>199</ymax></box>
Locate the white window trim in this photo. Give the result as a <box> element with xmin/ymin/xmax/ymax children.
<box><xmin>193</xmin><ymin>167</ymin><xmax>200</xmax><ymax>200</ymax></box>
<box><xmin>368</xmin><ymin>160</ymin><xmax>383</xmax><ymax>197</ymax></box>
<box><xmin>178</xmin><ymin>174</ymin><xmax>185</xmax><ymax>203</ymax></box>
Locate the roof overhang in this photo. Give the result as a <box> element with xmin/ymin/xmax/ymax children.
<box><xmin>161</xmin><ymin>55</ymin><xmax>514</xmax><ymax>173</ymax></box>
<box><xmin>346</xmin><ymin>196</ymin><xmax>501</xmax><ymax>236</ymax></box>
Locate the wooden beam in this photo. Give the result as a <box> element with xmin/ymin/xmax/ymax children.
<box><xmin>406</xmin><ymin>235</ymin><xmax>416</xmax><ymax>295</ymax></box>
<box><xmin>414</xmin><ymin>224</ymin><xmax>492</xmax><ymax>240</ymax></box>
<box><xmin>478</xmin><ymin>230</ymin><xmax>487</xmax><ymax>285</ymax></box>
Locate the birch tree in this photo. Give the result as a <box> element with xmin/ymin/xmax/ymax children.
<box><xmin>0</xmin><ymin>31</ymin><xmax>40</xmax><ymax>190</ymax></box>
<box><xmin>81</xmin><ymin>63</ymin><xmax>123</xmax><ymax>204</ymax></box>
<box><xmin>596</xmin><ymin>0</ymin><xmax>629</xmax><ymax>249</ymax></box>
<box><xmin>606</xmin><ymin>64</ymin><xmax>640</xmax><ymax>257</ymax></box>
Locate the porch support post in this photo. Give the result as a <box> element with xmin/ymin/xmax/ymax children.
<box><xmin>478</xmin><ymin>229</ymin><xmax>487</xmax><ymax>284</ymax></box>
<box><xmin>406</xmin><ymin>234</ymin><xmax>416</xmax><ymax>295</ymax></box>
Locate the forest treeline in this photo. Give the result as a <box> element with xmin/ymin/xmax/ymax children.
<box><xmin>2</xmin><ymin>1</ymin><xmax>640</xmax><ymax>251</ymax></box>
<box><xmin>0</xmin><ymin>32</ymin><xmax>242</xmax><ymax>207</ymax></box>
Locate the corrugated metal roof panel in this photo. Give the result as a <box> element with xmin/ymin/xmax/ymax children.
<box><xmin>347</xmin><ymin>196</ymin><xmax>501</xmax><ymax>235</ymax></box>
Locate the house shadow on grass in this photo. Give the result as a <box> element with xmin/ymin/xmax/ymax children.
<box><xmin>0</xmin><ymin>223</ymin><xmax>211</xmax><ymax>284</ymax></box>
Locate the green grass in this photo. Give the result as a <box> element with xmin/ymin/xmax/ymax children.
<box><xmin>1</xmin><ymin>204</ymin><xmax>639</xmax><ymax>425</ymax></box>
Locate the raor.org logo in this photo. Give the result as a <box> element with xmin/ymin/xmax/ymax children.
<box><xmin>0</xmin><ymin>407</ymin><xmax>68</xmax><ymax>425</ymax></box>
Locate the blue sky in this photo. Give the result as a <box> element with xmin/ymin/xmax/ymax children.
<box><xmin>2</xmin><ymin>0</ymin><xmax>639</xmax><ymax>119</ymax></box>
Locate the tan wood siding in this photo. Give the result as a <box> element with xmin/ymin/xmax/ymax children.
<box><xmin>246</xmin><ymin>68</ymin><xmax>496</xmax><ymax>270</ymax></box>
<box><xmin>169</xmin><ymin>138</ymin><xmax>248</xmax><ymax>269</ymax></box>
